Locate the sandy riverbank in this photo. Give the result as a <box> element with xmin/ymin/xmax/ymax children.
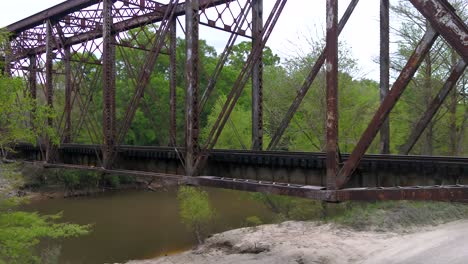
<box><xmin>126</xmin><ymin>220</ymin><xmax>468</xmax><ymax>264</ymax></box>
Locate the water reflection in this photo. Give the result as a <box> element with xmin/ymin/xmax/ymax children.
<box><xmin>22</xmin><ymin>187</ymin><xmax>273</xmax><ymax>264</ymax></box>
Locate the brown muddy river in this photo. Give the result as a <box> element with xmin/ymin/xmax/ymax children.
<box><xmin>22</xmin><ymin>187</ymin><xmax>274</xmax><ymax>264</ymax></box>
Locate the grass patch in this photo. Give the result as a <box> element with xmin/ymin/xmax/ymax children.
<box><xmin>326</xmin><ymin>201</ymin><xmax>468</xmax><ymax>231</ymax></box>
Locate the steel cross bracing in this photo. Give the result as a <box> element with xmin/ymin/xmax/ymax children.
<box><xmin>3</xmin><ymin>0</ymin><xmax>468</xmax><ymax>201</ymax></box>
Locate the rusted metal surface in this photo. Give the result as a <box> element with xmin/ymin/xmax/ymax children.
<box><xmin>45</xmin><ymin>20</ymin><xmax>55</xmax><ymax>163</ymax></box>
<box><xmin>191</xmin><ymin>176</ymin><xmax>335</xmax><ymax>200</ymax></box>
<box><xmin>7</xmin><ymin>0</ymin><xmax>237</xmax><ymax>61</ymax></box>
<box><xmin>267</xmin><ymin>0</ymin><xmax>360</xmax><ymax>151</ymax></box>
<box><xmin>325</xmin><ymin>0</ymin><xmax>339</xmax><ymax>190</ymax></box>
<box><xmin>379</xmin><ymin>0</ymin><xmax>390</xmax><ymax>154</ymax></box>
<box><xmin>337</xmin><ymin>186</ymin><xmax>468</xmax><ymax>202</ymax></box>
<box><xmin>410</xmin><ymin>0</ymin><xmax>468</xmax><ymax>62</ymax></box>
<box><xmin>185</xmin><ymin>0</ymin><xmax>200</xmax><ymax>176</ymax></box>
<box><xmin>5</xmin><ymin>0</ymin><xmax>468</xmax><ymax>201</ymax></box>
<box><xmin>400</xmin><ymin>59</ymin><xmax>467</xmax><ymax>155</ymax></box>
<box><xmin>102</xmin><ymin>0</ymin><xmax>116</xmax><ymax>169</ymax></box>
<box><xmin>337</xmin><ymin>27</ymin><xmax>439</xmax><ymax>188</ymax></box>
<box><xmin>252</xmin><ymin>0</ymin><xmax>263</xmax><ymax>151</ymax></box>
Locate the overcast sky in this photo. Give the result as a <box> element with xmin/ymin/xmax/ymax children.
<box><xmin>1</xmin><ymin>0</ymin><xmax>390</xmax><ymax>81</ymax></box>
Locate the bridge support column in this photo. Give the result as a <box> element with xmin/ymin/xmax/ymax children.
<box><xmin>325</xmin><ymin>0</ymin><xmax>339</xmax><ymax>190</ymax></box>
<box><xmin>102</xmin><ymin>0</ymin><xmax>116</xmax><ymax>169</ymax></box>
<box><xmin>169</xmin><ymin>17</ymin><xmax>177</xmax><ymax>147</ymax></box>
<box><xmin>64</xmin><ymin>45</ymin><xmax>72</xmax><ymax>143</ymax></box>
<box><xmin>185</xmin><ymin>0</ymin><xmax>200</xmax><ymax>176</ymax></box>
<box><xmin>252</xmin><ymin>0</ymin><xmax>263</xmax><ymax>150</ymax></box>
<box><xmin>379</xmin><ymin>0</ymin><xmax>390</xmax><ymax>154</ymax></box>
<box><xmin>45</xmin><ymin>19</ymin><xmax>55</xmax><ymax>163</ymax></box>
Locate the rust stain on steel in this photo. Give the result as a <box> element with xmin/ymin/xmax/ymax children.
<box><xmin>252</xmin><ymin>0</ymin><xmax>264</xmax><ymax>151</ymax></box>
<box><xmin>325</xmin><ymin>0</ymin><xmax>339</xmax><ymax>190</ymax></box>
<box><xmin>379</xmin><ymin>0</ymin><xmax>390</xmax><ymax>154</ymax></box>
<box><xmin>102</xmin><ymin>0</ymin><xmax>116</xmax><ymax>169</ymax></box>
<box><xmin>410</xmin><ymin>0</ymin><xmax>468</xmax><ymax>61</ymax></box>
<box><xmin>337</xmin><ymin>27</ymin><xmax>439</xmax><ymax>189</ymax></box>
<box><xmin>185</xmin><ymin>0</ymin><xmax>200</xmax><ymax>176</ymax></box>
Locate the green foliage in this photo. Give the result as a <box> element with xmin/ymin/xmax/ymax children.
<box><xmin>0</xmin><ymin>163</ymin><xmax>90</xmax><ymax>263</ymax></box>
<box><xmin>177</xmin><ymin>186</ymin><xmax>214</xmax><ymax>243</ymax></box>
<box><xmin>0</xmin><ymin>211</ymin><xmax>90</xmax><ymax>264</ymax></box>
<box><xmin>327</xmin><ymin>201</ymin><xmax>468</xmax><ymax>231</ymax></box>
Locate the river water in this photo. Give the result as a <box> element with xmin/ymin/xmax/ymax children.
<box><xmin>22</xmin><ymin>188</ymin><xmax>274</xmax><ymax>264</ymax></box>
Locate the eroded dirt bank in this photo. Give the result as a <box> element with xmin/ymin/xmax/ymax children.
<box><xmin>127</xmin><ymin>220</ymin><xmax>468</xmax><ymax>264</ymax></box>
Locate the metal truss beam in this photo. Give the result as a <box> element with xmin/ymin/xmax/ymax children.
<box><xmin>379</xmin><ymin>0</ymin><xmax>390</xmax><ymax>154</ymax></box>
<box><xmin>251</xmin><ymin>0</ymin><xmax>263</xmax><ymax>151</ymax></box>
<box><xmin>8</xmin><ymin>0</ymin><xmax>237</xmax><ymax>60</ymax></box>
<box><xmin>102</xmin><ymin>0</ymin><xmax>116</xmax><ymax>169</ymax></box>
<box><xmin>410</xmin><ymin>0</ymin><xmax>468</xmax><ymax>62</ymax></box>
<box><xmin>325</xmin><ymin>0</ymin><xmax>339</xmax><ymax>190</ymax></box>
<box><xmin>45</xmin><ymin>20</ymin><xmax>55</xmax><ymax>163</ymax></box>
<box><xmin>337</xmin><ymin>27</ymin><xmax>439</xmax><ymax>188</ymax></box>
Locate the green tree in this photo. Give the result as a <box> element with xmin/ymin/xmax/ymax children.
<box><xmin>0</xmin><ymin>29</ymin><xmax>90</xmax><ymax>263</ymax></box>
<box><xmin>177</xmin><ymin>186</ymin><xmax>214</xmax><ymax>244</ymax></box>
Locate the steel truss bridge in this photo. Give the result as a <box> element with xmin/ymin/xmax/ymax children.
<box><xmin>3</xmin><ymin>0</ymin><xmax>468</xmax><ymax>202</ymax></box>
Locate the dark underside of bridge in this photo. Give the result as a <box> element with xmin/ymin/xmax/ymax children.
<box><xmin>3</xmin><ymin>0</ymin><xmax>468</xmax><ymax>201</ymax></box>
<box><xmin>13</xmin><ymin>143</ymin><xmax>468</xmax><ymax>202</ymax></box>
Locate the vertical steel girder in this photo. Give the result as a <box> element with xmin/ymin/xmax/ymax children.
<box><xmin>266</xmin><ymin>0</ymin><xmax>360</xmax><ymax>151</ymax></box>
<box><xmin>325</xmin><ymin>0</ymin><xmax>339</xmax><ymax>190</ymax></box>
<box><xmin>252</xmin><ymin>0</ymin><xmax>263</xmax><ymax>151</ymax></box>
<box><xmin>169</xmin><ymin>17</ymin><xmax>177</xmax><ymax>147</ymax></box>
<box><xmin>102</xmin><ymin>0</ymin><xmax>116</xmax><ymax>169</ymax></box>
<box><xmin>410</xmin><ymin>0</ymin><xmax>468</xmax><ymax>62</ymax></box>
<box><xmin>45</xmin><ymin>19</ymin><xmax>55</xmax><ymax>163</ymax></box>
<box><xmin>63</xmin><ymin>45</ymin><xmax>72</xmax><ymax>143</ymax></box>
<box><xmin>400</xmin><ymin>59</ymin><xmax>467</xmax><ymax>155</ymax></box>
<box><xmin>185</xmin><ymin>0</ymin><xmax>200</xmax><ymax>176</ymax></box>
<box><xmin>337</xmin><ymin>27</ymin><xmax>439</xmax><ymax>188</ymax></box>
<box><xmin>379</xmin><ymin>0</ymin><xmax>390</xmax><ymax>154</ymax></box>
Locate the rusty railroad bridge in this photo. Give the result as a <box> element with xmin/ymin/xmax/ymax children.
<box><xmin>3</xmin><ymin>0</ymin><xmax>468</xmax><ymax>202</ymax></box>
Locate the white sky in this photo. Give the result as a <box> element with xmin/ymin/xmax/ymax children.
<box><xmin>1</xmin><ymin>0</ymin><xmax>389</xmax><ymax>81</ymax></box>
